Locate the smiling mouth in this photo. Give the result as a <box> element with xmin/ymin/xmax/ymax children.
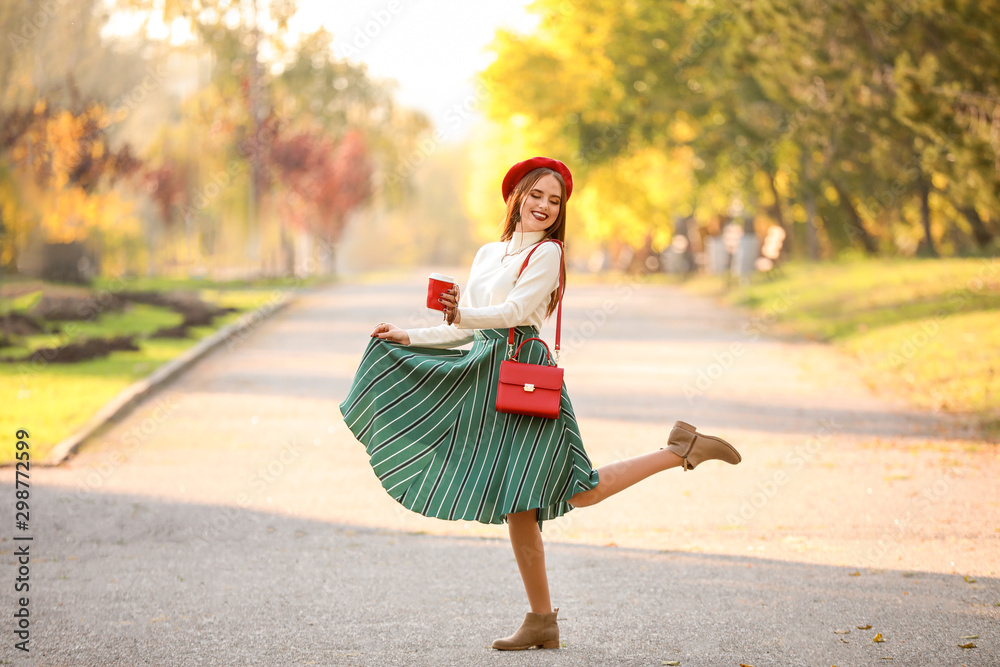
<box><xmin>531</xmin><ymin>211</ymin><xmax>547</xmax><ymax>221</ymax></box>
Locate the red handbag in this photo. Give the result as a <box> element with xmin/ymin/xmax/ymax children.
<box><xmin>495</xmin><ymin>239</ymin><xmax>565</xmax><ymax>420</ymax></box>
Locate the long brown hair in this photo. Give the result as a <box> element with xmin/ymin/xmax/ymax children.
<box><xmin>499</xmin><ymin>167</ymin><xmax>567</xmax><ymax>319</ymax></box>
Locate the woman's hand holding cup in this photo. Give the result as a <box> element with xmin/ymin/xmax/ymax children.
<box><xmin>439</xmin><ymin>285</ymin><xmax>461</xmax><ymax>325</ymax></box>
<box><xmin>427</xmin><ymin>273</ymin><xmax>455</xmax><ymax>311</ymax></box>
<box><xmin>427</xmin><ymin>273</ymin><xmax>461</xmax><ymax>325</ymax></box>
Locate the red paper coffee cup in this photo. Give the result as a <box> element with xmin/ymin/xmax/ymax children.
<box><xmin>427</xmin><ymin>273</ymin><xmax>456</xmax><ymax>311</ymax></box>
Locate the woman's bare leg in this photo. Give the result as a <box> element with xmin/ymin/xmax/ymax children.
<box><xmin>505</xmin><ymin>451</ymin><xmax>685</xmax><ymax>613</ymax></box>
<box><xmin>506</xmin><ymin>449</ymin><xmax>688</xmax><ymax>610</ymax></box>
<box><xmin>507</xmin><ymin>510</ymin><xmax>552</xmax><ymax>613</ymax></box>
<box><xmin>568</xmin><ymin>449</ymin><xmax>684</xmax><ymax>508</ymax></box>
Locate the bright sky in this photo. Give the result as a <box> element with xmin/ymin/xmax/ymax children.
<box><xmin>105</xmin><ymin>1</ymin><xmax>538</xmax><ymax>141</ymax></box>
<box><xmin>290</xmin><ymin>0</ymin><xmax>537</xmax><ymax>141</ymax></box>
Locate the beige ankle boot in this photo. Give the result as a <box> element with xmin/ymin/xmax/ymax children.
<box><xmin>491</xmin><ymin>608</ymin><xmax>560</xmax><ymax>650</ymax></box>
<box><xmin>665</xmin><ymin>421</ymin><xmax>741</xmax><ymax>470</ymax></box>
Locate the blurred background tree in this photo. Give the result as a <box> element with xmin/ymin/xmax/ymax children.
<box><xmin>0</xmin><ymin>0</ymin><xmax>432</xmax><ymax>280</ymax></box>
<box><xmin>2</xmin><ymin>0</ymin><xmax>997</xmax><ymax>281</ymax></box>
<box><xmin>475</xmin><ymin>0</ymin><xmax>1000</xmax><ymax>266</ymax></box>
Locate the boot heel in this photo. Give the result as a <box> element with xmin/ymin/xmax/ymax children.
<box><xmin>492</xmin><ymin>609</ymin><xmax>560</xmax><ymax>650</ymax></box>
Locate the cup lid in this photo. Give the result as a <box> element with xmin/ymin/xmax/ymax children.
<box><xmin>429</xmin><ymin>273</ymin><xmax>455</xmax><ymax>282</ymax></box>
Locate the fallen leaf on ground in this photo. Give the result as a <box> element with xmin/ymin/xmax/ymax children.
<box><xmin>840</xmin><ymin>638</ymin><xmax>849</xmax><ymax>644</ymax></box>
<box><xmin>960</xmin><ymin>635</ymin><xmax>979</xmax><ymax>639</ymax></box>
<box><xmin>662</xmin><ymin>662</ymin><xmax>680</xmax><ymax>666</ymax></box>
<box><xmin>857</xmin><ymin>625</ymin><xmax>872</xmax><ymax>630</ymax></box>
<box><xmin>964</xmin><ymin>575</ymin><xmax>977</xmax><ymax>583</ymax></box>
<box><xmin>833</xmin><ymin>629</ymin><xmax>850</xmax><ymax>634</ymax></box>
<box><xmin>958</xmin><ymin>642</ymin><xmax>977</xmax><ymax>649</ymax></box>
<box><xmin>849</xmin><ymin>571</ymin><xmax>860</xmax><ymax>576</ymax></box>
<box><xmin>873</xmin><ymin>633</ymin><xmax>885</xmax><ymax>643</ymax></box>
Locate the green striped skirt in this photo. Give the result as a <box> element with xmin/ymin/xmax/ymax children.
<box><xmin>339</xmin><ymin>326</ymin><xmax>600</xmax><ymax>526</ymax></box>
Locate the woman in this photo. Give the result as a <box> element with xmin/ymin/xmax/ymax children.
<box><xmin>339</xmin><ymin>156</ymin><xmax>741</xmax><ymax>650</ymax></box>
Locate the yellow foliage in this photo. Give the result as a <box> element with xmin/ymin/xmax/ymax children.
<box><xmin>463</xmin><ymin>115</ymin><xmax>574</xmax><ymax>242</ymax></box>
<box><xmin>483</xmin><ymin>1</ymin><xmax>622</xmax><ymax>127</ymax></box>
<box><xmin>754</xmin><ymin>171</ymin><xmax>774</xmax><ymax>205</ymax></box>
<box><xmin>791</xmin><ymin>203</ymin><xmax>808</xmax><ymax>222</ymax></box>
<box><xmin>774</xmin><ymin>169</ymin><xmax>791</xmax><ymax>197</ymax></box>
<box><xmin>0</xmin><ymin>169</ymin><xmax>32</xmax><ymax>267</ymax></box>
<box><xmin>671</xmin><ymin>112</ymin><xmax>698</xmax><ymax>143</ymax></box>
<box><xmin>1</xmin><ymin>99</ymin><xmax>143</xmax><ymax>262</ymax></box>
<box><xmin>477</xmin><ymin>0</ymin><xmax>700</xmax><ymax>253</ymax></box>
<box><xmin>575</xmin><ymin>147</ymin><xmax>695</xmax><ymax>248</ymax></box>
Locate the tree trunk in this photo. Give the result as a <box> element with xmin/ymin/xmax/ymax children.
<box><xmin>830</xmin><ymin>179</ymin><xmax>879</xmax><ymax>254</ymax></box>
<box><xmin>959</xmin><ymin>206</ymin><xmax>994</xmax><ymax>249</ymax></box>
<box><xmin>803</xmin><ymin>157</ymin><xmax>820</xmax><ymax>260</ymax></box>
<box><xmin>324</xmin><ymin>235</ymin><xmax>338</xmax><ymax>276</ymax></box>
<box><xmin>766</xmin><ymin>170</ymin><xmax>793</xmax><ymax>257</ymax></box>
<box><xmin>250</xmin><ymin>0</ymin><xmax>266</xmax><ymax>275</ymax></box>
<box><xmin>805</xmin><ymin>193</ymin><xmax>820</xmax><ymax>259</ymax></box>
<box><xmin>917</xmin><ymin>175</ymin><xmax>938</xmax><ymax>257</ymax></box>
<box><xmin>282</xmin><ymin>225</ymin><xmax>295</xmax><ymax>277</ymax></box>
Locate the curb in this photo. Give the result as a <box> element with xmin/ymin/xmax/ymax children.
<box><xmin>36</xmin><ymin>290</ymin><xmax>297</xmax><ymax>466</ymax></box>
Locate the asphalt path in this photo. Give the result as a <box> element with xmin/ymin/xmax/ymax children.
<box><xmin>1</xmin><ymin>268</ymin><xmax>997</xmax><ymax>666</ymax></box>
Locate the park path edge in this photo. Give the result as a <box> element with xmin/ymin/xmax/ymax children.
<box><xmin>28</xmin><ymin>290</ymin><xmax>297</xmax><ymax>467</ymax></box>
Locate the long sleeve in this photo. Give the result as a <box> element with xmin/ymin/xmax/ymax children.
<box><xmin>405</xmin><ymin>325</ymin><xmax>476</xmax><ymax>349</ymax></box>
<box><xmin>401</xmin><ymin>233</ymin><xmax>560</xmax><ymax>348</ymax></box>
<box><xmin>455</xmin><ymin>242</ymin><xmax>560</xmax><ymax>331</ymax></box>
<box><xmin>403</xmin><ymin>248</ymin><xmax>483</xmax><ymax>349</ymax></box>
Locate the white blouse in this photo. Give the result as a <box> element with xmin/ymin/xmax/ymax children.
<box><xmin>405</xmin><ymin>229</ymin><xmax>562</xmax><ymax>349</ymax></box>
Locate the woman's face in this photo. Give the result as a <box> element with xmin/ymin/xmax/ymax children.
<box><xmin>516</xmin><ymin>173</ymin><xmax>562</xmax><ymax>234</ymax></box>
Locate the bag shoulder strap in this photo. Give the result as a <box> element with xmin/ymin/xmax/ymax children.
<box><xmin>507</xmin><ymin>238</ymin><xmax>564</xmax><ymax>362</ymax></box>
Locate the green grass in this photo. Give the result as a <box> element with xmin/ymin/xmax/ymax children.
<box><xmin>667</xmin><ymin>257</ymin><xmax>1000</xmax><ymax>439</ymax></box>
<box><xmin>0</xmin><ymin>289</ymin><xmax>44</xmax><ymax>315</ymax></box>
<box><xmin>91</xmin><ymin>273</ymin><xmax>335</xmax><ymax>293</ymax></box>
<box><xmin>0</xmin><ymin>303</ymin><xmax>182</xmax><ymax>359</ymax></box>
<box><xmin>1</xmin><ymin>280</ymin><xmax>286</xmax><ymax>464</ymax></box>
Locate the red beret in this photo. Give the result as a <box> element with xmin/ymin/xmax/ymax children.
<box><xmin>502</xmin><ymin>156</ymin><xmax>573</xmax><ymax>203</ymax></box>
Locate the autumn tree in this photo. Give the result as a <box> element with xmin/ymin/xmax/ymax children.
<box><xmin>478</xmin><ymin>0</ymin><xmax>1000</xmax><ymax>262</ymax></box>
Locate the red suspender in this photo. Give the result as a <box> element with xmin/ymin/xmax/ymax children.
<box><xmin>506</xmin><ymin>239</ymin><xmax>564</xmax><ymax>362</ymax></box>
